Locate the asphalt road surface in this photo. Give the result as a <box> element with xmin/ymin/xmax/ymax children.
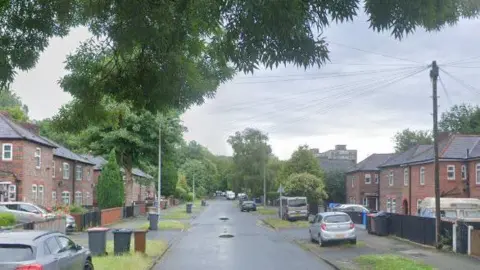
<box><xmin>155</xmin><ymin>199</ymin><xmax>334</xmax><ymax>270</ymax></box>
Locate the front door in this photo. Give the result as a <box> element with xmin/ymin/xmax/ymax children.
<box><xmin>367</xmin><ymin>197</ymin><xmax>377</xmax><ymax>211</ymax></box>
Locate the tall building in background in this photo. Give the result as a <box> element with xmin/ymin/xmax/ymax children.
<box><xmin>312</xmin><ymin>145</ymin><xmax>357</xmax><ymax>163</ymax></box>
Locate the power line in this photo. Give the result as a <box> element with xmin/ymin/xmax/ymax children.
<box><xmin>438</xmin><ymin>75</ymin><xmax>453</xmax><ymax>107</ymax></box>
<box><xmin>443</xmin><ymin>55</ymin><xmax>480</xmax><ymax>66</ymax></box>
<box><xmin>216</xmin><ymin>66</ymin><xmax>424</xmax><ymax>112</ymax></box>
<box><xmin>439</xmin><ymin>68</ymin><xmax>480</xmax><ymax>95</ymax></box>
<box><xmin>328</xmin><ymin>41</ymin><xmax>423</xmax><ymax>64</ymax></box>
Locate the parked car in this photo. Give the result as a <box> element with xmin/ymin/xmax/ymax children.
<box><xmin>308</xmin><ymin>212</ymin><xmax>356</xmax><ymax>246</ymax></box>
<box><xmin>332</xmin><ymin>204</ymin><xmax>371</xmax><ymax>213</ymax></box>
<box><xmin>0</xmin><ymin>231</ymin><xmax>93</xmax><ymax>270</ymax></box>
<box><xmin>0</xmin><ymin>202</ymin><xmax>76</xmax><ymax>233</ymax></box>
<box><xmin>240</xmin><ymin>201</ymin><xmax>256</xmax><ymax>212</ymax></box>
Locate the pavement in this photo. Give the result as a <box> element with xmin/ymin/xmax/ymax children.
<box><xmin>277</xmin><ymin>222</ymin><xmax>480</xmax><ymax>270</ymax></box>
<box><xmin>154</xmin><ymin>199</ymin><xmax>335</xmax><ymax>270</ymax></box>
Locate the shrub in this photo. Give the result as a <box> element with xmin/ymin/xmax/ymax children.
<box><xmin>97</xmin><ymin>149</ymin><xmax>125</xmax><ymax>209</ymax></box>
<box><xmin>184</xmin><ymin>192</ymin><xmax>194</xmax><ymax>202</ymax></box>
<box><xmin>69</xmin><ymin>205</ymin><xmax>88</xmax><ymax>214</ymax></box>
<box><xmin>175</xmin><ymin>186</ymin><xmax>187</xmax><ymax>199</ymax></box>
<box><xmin>0</xmin><ymin>213</ymin><xmax>16</xmax><ymax>227</ymax></box>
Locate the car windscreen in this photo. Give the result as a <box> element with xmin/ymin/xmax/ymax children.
<box><xmin>0</xmin><ymin>244</ymin><xmax>35</xmax><ymax>262</ymax></box>
<box><xmin>288</xmin><ymin>199</ymin><xmax>307</xmax><ymax>207</ymax></box>
<box><xmin>243</xmin><ymin>201</ymin><xmax>254</xmax><ymax>205</ymax></box>
<box><xmin>323</xmin><ymin>215</ymin><xmax>351</xmax><ymax>223</ymax></box>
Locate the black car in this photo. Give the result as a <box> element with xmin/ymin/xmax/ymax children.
<box><xmin>240</xmin><ymin>201</ymin><xmax>256</xmax><ymax>212</ymax></box>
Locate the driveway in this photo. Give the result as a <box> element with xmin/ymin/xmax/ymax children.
<box><xmin>155</xmin><ymin>199</ymin><xmax>334</xmax><ymax>270</ymax></box>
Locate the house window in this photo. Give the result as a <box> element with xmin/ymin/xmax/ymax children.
<box><xmin>365</xmin><ymin>174</ymin><xmax>371</xmax><ymax>184</ymax></box>
<box><xmin>87</xmin><ymin>169</ymin><xmax>91</xmax><ymax>181</ymax></box>
<box><xmin>375</xmin><ymin>174</ymin><xmax>379</xmax><ymax>184</ymax></box>
<box><xmin>351</xmin><ymin>176</ymin><xmax>355</xmax><ymax>188</ymax></box>
<box><xmin>61</xmin><ymin>191</ymin><xmax>70</xmax><ymax>205</ymax></box>
<box><xmin>461</xmin><ymin>165</ymin><xmax>467</xmax><ymax>180</ymax></box>
<box><xmin>388</xmin><ymin>171</ymin><xmax>394</xmax><ymax>186</ymax></box>
<box><xmin>420</xmin><ymin>167</ymin><xmax>425</xmax><ymax>185</ymax></box>
<box><xmin>75</xmin><ymin>191</ymin><xmax>82</xmax><ymax>205</ymax></box>
<box><xmin>38</xmin><ymin>185</ymin><xmax>44</xmax><ymax>206</ymax></box>
<box><xmin>447</xmin><ymin>165</ymin><xmax>455</xmax><ymax>180</ymax></box>
<box><xmin>476</xmin><ymin>163</ymin><xmax>480</xmax><ymax>185</ymax></box>
<box><xmin>52</xmin><ymin>161</ymin><xmax>56</xmax><ymax>178</ymax></box>
<box><xmin>387</xmin><ymin>198</ymin><xmax>391</xmax><ymax>213</ymax></box>
<box><xmin>417</xmin><ymin>199</ymin><xmax>423</xmax><ymax>215</ymax></box>
<box><xmin>63</xmin><ymin>163</ymin><xmax>70</xmax><ymax>180</ymax></box>
<box><xmin>75</xmin><ymin>165</ymin><xmax>83</xmax><ymax>181</ymax></box>
<box><xmin>34</xmin><ymin>148</ymin><xmax>41</xmax><ymax>168</ymax></box>
<box><xmin>363</xmin><ymin>197</ymin><xmax>368</xmax><ymax>206</ymax></box>
<box><xmin>403</xmin><ymin>168</ymin><xmax>409</xmax><ymax>186</ymax></box>
<box><xmin>31</xmin><ymin>185</ymin><xmax>37</xmax><ymax>203</ymax></box>
<box><xmin>2</xmin><ymin>143</ymin><xmax>12</xmax><ymax>161</ymax></box>
<box><xmin>392</xmin><ymin>199</ymin><xmax>397</xmax><ymax>213</ymax></box>
<box><xmin>52</xmin><ymin>191</ymin><xmax>57</xmax><ymax>205</ymax></box>
<box><xmin>8</xmin><ymin>185</ymin><xmax>16</xmax><ymax>201</ymax></box>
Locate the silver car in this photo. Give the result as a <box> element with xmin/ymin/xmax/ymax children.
<box><xmin>308</xmin><ymin>212</ymin><xmax>356</xmax><ymax>246</ymax></box>
<box><xmin>0</xmin><ymin>231</ymin><xmax>93</xmax><ymax>270</ymax></box>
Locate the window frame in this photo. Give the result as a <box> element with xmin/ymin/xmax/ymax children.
<box><xmin>388</xmin><ymin>171</ymin><xmax>394</xmax><ymax>186</ymax></box>
<box><xmin>38</xmin><ymin>185</ymin><xmax>44</xmax><ymax>206</ymax></box>
<box><xmin>8</xmin><ymin>185</ymin><xmax>16</xmax><ymax>201</ymax></box>
<box><xmin>61</xmin><ymin>191</ymin><xmax>70</xmax><ymax>205</ymax></box>
<box><xmin>2</xmin><ymin>143</ymin><xmax>13</xmax><ymax>161</ymax></box>
<box><xmin>447</xmin><ymin>165</ymin><xmax>455</xmax><ymax>180</ymax></box>
<box><xmin>52</xmin><ymin>161</ymin><xmax>56</xmax><ymax>178</ymax></box>
<box><xmin>75</xmin><ymin>191</ymin><xmax>82</xmax><ymax>205</ymax></box>
<box><xmin>75</xmin><ymin>165</ymin><xmax>83</xmax><ymax>181</ymax></box>
<box><xmin>34</xmin><ymin>148</ymin><xmax>41</xmax><ymax>169</ymax></box>
<box><xmin>476</xmin><ymin>163</ymin><xmax>480</xmax><ymax>185</ymax></box>
<box><xmin>62</xmin><ymin>163</ymin><xmax>70</xmax><ymax>180</ymax></box>
<box><xmin>417</xmin><ymin>199</ymin><xmax>423</xmax><ymax>215</ymax></box>
<box><xmin>52</xmin><ymin>191</ymin><xmax>57</xmax><ymax>204</ymax></box>
<box><xmin>403</xmin><ymin>168</ymin><xmax>409</xmax><ymax>186</ymax></box>
<box><xmin>31</xmin><ymin>184</ymin><xmax>37</xmax><ymax>203</ymax></box>
<box><xmin>461</xmin><ymin>165</ymin><xmax>467</xmax><ymax>180</ymax></box>
<box><xmin>364</xmin><ymin>173</ymin><xmax>371</xmax><ymax>184</ymax></box>
<box><xmin>374</xmin><ymin>174</ymin><xmax>379</xmax><ymax>184</ymax></box>
<box><xmin>420</xmin><ymin>167</ymin><xmax>425</xmax><ymax>186</ymax></box>
<box><xmin>351</xmin><ymin>176</ymin><xmax>355</xmax><ymax>188</ymax></box>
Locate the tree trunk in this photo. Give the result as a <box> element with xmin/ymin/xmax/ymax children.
<box><xmin>124</xmin><ymin>155</ymin><xmax>134</xmax><ymax>206</ymax></box>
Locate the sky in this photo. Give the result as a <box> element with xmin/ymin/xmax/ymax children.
<box><xmin>11</xmin><ymin>13</ymin><xmax>480</xmax><ymax>162</ymax></box>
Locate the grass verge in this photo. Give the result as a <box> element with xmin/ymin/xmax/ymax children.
<box><xmin>263</xmin><ymin>218</ymin><xmax>309</xmax><ymax>229</ymax></box>
<box><xmin>93</xmin><ymin>240</ymin><xmax>167</xmax><ymax>270</ymax></box>
<box><xmin>138</xmin><ymin>220</ymin><xmax>189</xmax><ymax>230</ymax></box>
<box><xmin>256</xmin><ymin>207</ymin><xmax>277</xmax><ymax>215</ymax></box>
<box><xmin>355</xmin><ymin>254</ymin><xmax>433</xmax><ymax>270</ymax></box>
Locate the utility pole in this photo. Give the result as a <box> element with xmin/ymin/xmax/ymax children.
<box><xmin>430</xmin><ymin>61</ymin><xmax>441</xmax><ymax>249</ymax></box>
<box><xmin>157</xmin><ymin>121</ymin><xmax>162</xmax><ymax>216</ymax></box>
<box><xmin>263</xmin><ymin>147</ymin><xmax>267</xmax><ymax>207</ymax></box>
<box><xmin>193</xmin><ymin>174</ymin><xmax>196</xmax><ymax>203</ymax></box>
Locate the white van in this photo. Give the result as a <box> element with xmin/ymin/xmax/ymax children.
<box><xmin>418</xmin><ymin>197</ymin><xmax>480</xmax><ymax>221</ymax></box>
<box><xmin>279</xmin><ymin>196</ymin><xmax>308</xmax><ymax>221</ymax></box>
<box><xmin>226</xmin><ymin>191</ymin><xmax>235</xmax><ymax>200</ymax></box>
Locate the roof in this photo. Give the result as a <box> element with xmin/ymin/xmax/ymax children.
<box><xmin>82</xmin><ymin>154</ymin><xmax>153</xmax><ymax>179</ymax></box>
<box><xmin>39</xmin><ymin>136</ymin><xmax>95</xmax><ymax>165</ymax></box>
<box><xmin>319</xmin><ymin>159</ymin><xmax>356</xmax><ymax>173</ymax></box>
<box><xmin>0</xmin><ymin>114</ymin><xmax>56</xmax><ymax>147</ymax></box>
<box><xmin>347</xmin><ymin>153</ymin><xmax>394</xmax><ymax>173</ymax></box>
<box><xmin>379</xmin><ymin>145</ymin><xmax>431</xmax><ymax>167</ymax></box>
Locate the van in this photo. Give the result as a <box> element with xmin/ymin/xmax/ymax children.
<box><xmin>279</xmin><ymin>196</ymin><xmax>308</xmax><ymax>221</ymax></box>
<box><xmin>226</xmin><ymin>191</ymin><xmax>235</xmax><ymax>200</ymax></box>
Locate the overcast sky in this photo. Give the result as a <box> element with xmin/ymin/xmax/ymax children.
<box><xmin>11</xmin><ymin>14</ymin><xmax>480</xmax><ymax>162</ymax></box>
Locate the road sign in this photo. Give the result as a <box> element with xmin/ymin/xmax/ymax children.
<box><xmin>277</xmin><ymin>185</ymin><xmax>284</xmax><ymax>193</ymax></box>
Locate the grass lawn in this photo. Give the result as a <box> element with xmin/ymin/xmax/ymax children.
<box><xmin>256</xmin><ymin>206</ymin><xmax>277</xmax><ymax>215</ymax></box>
<box><xmin>93</xmin><ymin>240</ymin><xmax>167</xmax><ymax>270</ymax></box>
<box><xmin>138</xmin><ymin>220</ymin><xmax>189</xmax><ymax>230</ymax></box>
<box><xmin>263</xmin><ymin>218</ymin><xmax>309</xmax><ymax>229</ymax></box>
<box><xmin>355</xmin><ymin>254</ymin><xmax>433</xmax><ymax>270</ymax></box>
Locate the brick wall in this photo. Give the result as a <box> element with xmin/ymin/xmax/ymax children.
<box><xmin>100</xmin><ymin>207</ymin><xmax>123</xmax><ymax>226</ymax></box>
<box><xmin>379</xmin><ymin>166</ymin><xmax>405</xmax><ymax>214</ymax></box>
<box><xmin>92</xmin><ymin>170</ymin><xmax>101</xmax><ymax>206</ymax></box>
<box><xmin>468</xmin><ymin>160</ymin><xmax>480</xmax><ymax>198</ymax></box>
<box><xmin>52</xmin><ymin>157</ymin><xmax>95</xmax><ymax>206</ymax></box>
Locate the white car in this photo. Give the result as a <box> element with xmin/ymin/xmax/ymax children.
<box><xmin>309</xmin><ymin>212</ymin><xmax>356</xmax><ymax>246</ymax></box>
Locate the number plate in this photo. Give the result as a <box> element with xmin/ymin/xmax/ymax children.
<box><xmin>335</xmin><ymin>234</ymin><xmax>345</xmax><ymax>239</ymax></box>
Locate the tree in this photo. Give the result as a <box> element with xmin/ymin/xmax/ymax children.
<box><xmin>180</xmin><ymin>159</ymin><xmax>217</xmax><ymax>195</ymax></box>
<box><xmin>284</xmin><ymin>173</ymin><xmax>327</xmax><ymax>205</ymax></box>
<box><xmin>393</xmin><ymin>129</ymin><xmax>433</xmax><ymax>153</ymax></box>
<box><xmin>228</xmin><ymin>128</ymin><xmax>271</xmax><ymax>196</ymax></box>
<box><xmin>96</xmin><ymin>150</ymin><xmax>124</xmax><ymax>208</ymax></box>
<box><xmin>281</xmin><ymin>145</ymin><xmax>323</xmax><ymax>184</ymax></box>
<box><xmin>4</xmin><ymin>1</ymin><xmax>479</xmax><ymax>104</ymax></box>
<box><xmin>323</xmin><ymin>170</ymin><xmax>346</xmax><ymax>204</ymax></box>
<box><xmin>0</xmin><ymin>88</ymin><xmax>29</xmax><ymax>122</ymax></box>
<box><xmin>439</xmin><ymin>104</ymin><xmax>480</xmax><ymax>134</ymax></box>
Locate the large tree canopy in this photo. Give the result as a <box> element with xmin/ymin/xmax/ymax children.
<box><xmin>439</xmin><ymin>104</ymin><xmax>480</xmax><ymax>134</ymax></box>
<box><xmin>393</xmin><ymin>128</ymin><xmax>433</xmax><ymax>153</ymax></box>
<box><xmin>2</xmin><ymin>0</ymin><xmax>479</xmax><ymax>93</ymax></box>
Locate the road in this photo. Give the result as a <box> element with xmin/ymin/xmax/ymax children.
<box><xmin>155</xmin><ymin>199</ymin><xmax>334</xmax><ymax>270</ymax></box>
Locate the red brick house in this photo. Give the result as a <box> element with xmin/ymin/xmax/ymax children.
<box><xmin>0</xmin><ymin>113</ymin><xmax>95</xmax><ymax>207</ymax></box>
<box><xmin>379</xmin><ymin>134</ymin><xmax>480</xmax><ymax>215</ymax></box>
<box><xmin>82</xmin><ymin>155</ymin><xmax>155</xmax><ymax>206</ymax></box>
<box><xmin>346</xmin><ymin>153</ymin><xmax>393</xmax><ymax>211</ymax></box>
<box><xmin>41</xmin><ymin>137</ymin><xmax>95</xmax><ymax>207</ymax></box>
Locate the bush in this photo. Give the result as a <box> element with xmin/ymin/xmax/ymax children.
<box><xmin>184</xmin><ymin>192</ymin><xmax>194</xmax><ymax>202</ymax></box>
<box><xmin>0</xmin><ymin>213</ymin><xmax>16</xmax><ymax>227</ymax></box>
<box><xmin>97</xmin><ymin>149</ymin><xmax>125</xmax><ymax>209</ymax></box>
<box><xmin>175</xmin><ymin>186</ymin><xmax>187</xmax><ymax>199</ymax></box>
<box><xmin>69</xmin><ymin>205</ymin><xmax>88</xmax><ymax>214</ymax></box>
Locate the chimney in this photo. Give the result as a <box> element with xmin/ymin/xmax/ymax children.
<box><xmin>437</xmin><ymin>132</ymin><xmax>451</xmax><ymax>144</ymax></box>
<box><xmin>20</xmin><ymin>123</ymin><xmax>40</xmax><ymax>135</ymax></box>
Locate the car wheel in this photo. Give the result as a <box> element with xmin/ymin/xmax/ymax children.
<box><xmin>318</xmin><ymin>234</ymin><xmax>325</xmax><ymax>247</ymax></box>
<box><xmin>84</xmin><ymin>259</ymin><xmax>94</xmax><ymax>270</ymax></box>
<box><xmin>309</xmin><ymin>230</ymin><xmax>315</xmax><ymax>243</ymax></box>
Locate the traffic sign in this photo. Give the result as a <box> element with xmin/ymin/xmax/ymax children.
<box><xmin>277</xmin><ymin>185</ymin><xmax>284</xmax><ymax>193</ymax></box>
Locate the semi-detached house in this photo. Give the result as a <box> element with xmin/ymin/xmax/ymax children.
<box><xmin>378</xmin><ymin>133</ymin><xmax>480</xmax><ymax>215</ymax></box>
<box><xmin>346</xmin><ymin>153</ymin><xmax>394</xmax><ymax>211</ymax></box>
<box><xmin>0</xmin><ymin>113</ymin><xmax>94</xmax><ymax>207</ymax></box>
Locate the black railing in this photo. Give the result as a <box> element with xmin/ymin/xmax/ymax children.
<box><xmin>124</xmin><ymin>206</ymin><xmax>134</xmax><ymax>218</ymax></box>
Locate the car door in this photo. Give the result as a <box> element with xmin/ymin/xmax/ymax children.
<box><xmin>311</xmin><ymin>214</ymin><xmax>322</xmax><ymax>239</ymax></box>
<box><xmin>44</xmin><ymin>236</ymin><xmax>62</xmax><ymax>270</ymax></box>
<box><xmin>18</xmin><ymin>203</ymin><xmax>44</xmax><ymax>222</ymax></box>
<box><xmin>56</xmin><ymin>236</ymin><xmax>83</xmax><ymax>270</ymax></box>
